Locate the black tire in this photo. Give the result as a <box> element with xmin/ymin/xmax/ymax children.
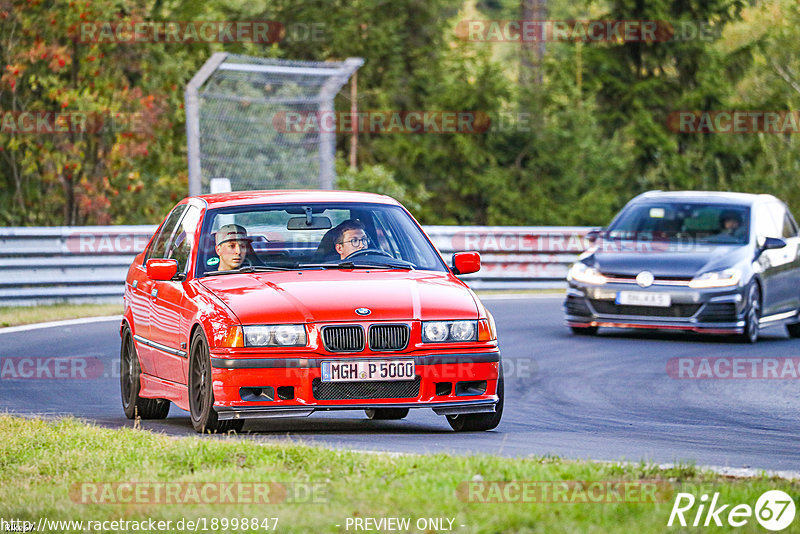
<box><xmin>365</xmin><ymin>408</ymin><xmax>409</xmax><ymax>420</ymax></box>
<box><xmin>120</xmin><ymin>326</ymin><xmax>170</xmax><ymax>420</ymax></box>
<box><xmin>570</xmin><ymin>325</ymin><xmax>599</xmax><ymax>336</ymax></box>
<box><xmin>739</xmin><ymin>283</ymin><xmax>761</xmax><ymax>344</ymax></box>
<box><xmin>447</xmin><ymin>367</ymin><xmax>504</xmax><ymax>432</ymax></box>
<box><xmin>786</xmin><ymin>322</ymin><xmax>800</xmax><ymax>338</ymax></box>
<box><xmin>188</xmin><ymin>330</ymin><xmax>244</xmax><ymax>434</ymax></box>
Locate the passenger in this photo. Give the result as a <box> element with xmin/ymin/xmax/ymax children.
<box><xmin>214</xmin><ymin>224</ymin><xmax>252</xmax><ymax>271</ymax></box>
<box><xmin>334</xmin><ymin>220</ymin><xmax>370</xmax><ymax>260</ymax></box>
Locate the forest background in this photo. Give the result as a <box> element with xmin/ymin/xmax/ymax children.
<box><xmin>1</xmin><ymin>0</ymin><xmax>798</xmax><ymax>227</ymax></box>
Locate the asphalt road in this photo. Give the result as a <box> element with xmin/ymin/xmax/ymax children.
<box><xmin>1</xmin><ymin>295</ymin><xmax>799</xmax><ymax>472</ymax></box>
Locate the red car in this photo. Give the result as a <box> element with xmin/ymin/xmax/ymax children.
<box><xmin>120</xmin><ymin>190</ymin><xmax>503</xmax><ymax>433</ymax></box>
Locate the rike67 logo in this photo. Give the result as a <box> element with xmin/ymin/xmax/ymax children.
<box><xmin>668</xmin><ymin>490</ymin><xmax>796</xmax><ymax>531</ymax></box>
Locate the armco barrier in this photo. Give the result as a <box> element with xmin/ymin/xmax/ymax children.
<box><xmin>0</xmin><ymin>225</ymin><xmax>590</xmax><ymax>306</ymax></box>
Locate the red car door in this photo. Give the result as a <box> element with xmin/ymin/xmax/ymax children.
<box><xmin>148</xmin><ymin>205</ymin><xmax>201</xmax><ymax>385</ymax></box>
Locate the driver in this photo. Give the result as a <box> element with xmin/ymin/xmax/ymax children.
<box><xmin>718</xmin><ymin>210</ymin><xmax>742</xmax><ymax>236</ymax></box>
<box><xmin>214</xmin><ymin>224</ymin><xmax>252</xmax><ymax>271</ymax></box>
<box><xmin>334</xmin><ymin>220</ymin><xmax>369</xmax><ymax>259</ymax></box>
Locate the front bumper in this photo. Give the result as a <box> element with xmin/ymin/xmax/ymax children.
<box><xmin>564</xmin><ymin>282</ymin><xmax>746</xmax><ymax>334</ymax></box>
<box><xmin>208</xmin><ymin>351</ymin><xmax>501</xmax><ymax>420</ymax></box>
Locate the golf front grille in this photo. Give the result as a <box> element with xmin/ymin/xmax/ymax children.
<box><xmin>590</xmin><ymin>300</ymin><xmax>701</xmax><ymax>318</ymax></box>
<box><xmin>312</xmin><ymin>377</ymin><xmax>421</xmax><ymax>400</ymax></box>
<box><xmin>369</xmin><ymin>324</ymin><xmax>410</xmax><ymax>351</ymax></box>
<box><xmin>321</xmin><ymin>326</ymin><xmax>365</xmax><ymax>352</ymax></box>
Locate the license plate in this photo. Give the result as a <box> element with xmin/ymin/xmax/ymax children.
<box><xmin>320</xmin><ymin>359</ymin><xmax>415</xmax><ymax>382</ymax></box>
<box><xmin>616</xmin><ymin>291</ymin><xmax>671</xmax><ymax>307</ymax></box>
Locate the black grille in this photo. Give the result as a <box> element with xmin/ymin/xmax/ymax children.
<box><xmin>322</xmin><ymin>326</ymin><xmax>365</xmax><ymax>352</ymax></box>
<box><xmin>697</xmin><ymin>302</ymin><xmax>738</xmax><ymax>322</ymax></box>
<box><xmin>369</xmin><ymin>324</ymin><xmax>410</xmax><ymax>351</ymax></box>
<box><xmin>312</xmin><ymin>377</ymin><xmax>421</xmax><ymax>400</ymax></box>
<box><xmin>565</xmin><ymin>296</ymin><xmax>592</xmax><ymax>317</ymax></box>
<box><xmin>590</xmin><ymin>300</ymin><xmax>701</xmax><ymax>318</ymax></box>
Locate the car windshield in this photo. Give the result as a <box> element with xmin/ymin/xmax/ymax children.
<box><xmin>196</xmin><ymin>202</ymin><xmax>447</xmax><ymax>276</ymax></box>
<box><xmin>606</xmin><ymin>203</ymin><xmax>750</xmax><ymax>245</ymax></box>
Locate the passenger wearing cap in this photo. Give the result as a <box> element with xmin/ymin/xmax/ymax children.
<box><xmin>214</xmin><ymin>224</ymin><xmax>252</xmax><ymax>271</ymax></box>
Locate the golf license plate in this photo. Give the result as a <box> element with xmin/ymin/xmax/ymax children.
<box><xmin>616</xmin><ymin>291</ymin><xmax>671</xmax><ymax>307</ymax></box>
<box><xmin>321</xmin><ymin>359</ymin><xmax>415</xmax><ymax>382</ymax></box>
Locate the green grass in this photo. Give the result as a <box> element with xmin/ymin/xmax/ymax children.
<box><xmin>0</xmin><ymin>415</ymin><xmax>796</xmax><ymax>533</ymax></box>
<box><xmin>0</xmin><ymin>304</ymin><xmax>121</xmax><ymax>328</ymax></box>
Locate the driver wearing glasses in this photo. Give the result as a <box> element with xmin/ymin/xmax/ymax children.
<box><xmin>334</xmin><ymin>219</ymin><xmax>370</xmax><ymax>259</ymax></box>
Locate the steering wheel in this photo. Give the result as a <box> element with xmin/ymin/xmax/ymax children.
<box><xmin>344</xmin><ymin>248</ymin><xmax>394</xmax><ymax>260</ymax></box>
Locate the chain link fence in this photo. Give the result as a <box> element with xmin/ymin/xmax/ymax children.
<box><xmin>186</xmin><ymin>53</ymin><xmax>363</xmax><ymax>195</ymax></box>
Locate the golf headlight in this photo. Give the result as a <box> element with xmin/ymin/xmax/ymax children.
<box><xmin>422</xmin><ymin>321</ymin><xmax>477</xmax><ymax>342</ymax></box>
<box><xmin>242</xmin><ymin>325</ymin><xmax>307</xmax><ymax>347</ymax></box>
<box><xmin>688</xmin><ymin>269</ymin><xmax>741</xmax><ymax>289</ymax></box>
<box><xmin>567</xmin><ymin>262</ymin><xmax>607</xmax><ymax>285</ymax></box>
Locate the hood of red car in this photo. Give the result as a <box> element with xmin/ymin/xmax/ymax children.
<box><xmin>198</xmin><ymin>270</ymin><xmax>479</xmax><ymax>324</ymax></box>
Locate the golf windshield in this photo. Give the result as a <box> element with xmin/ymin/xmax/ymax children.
<box><xmin>606</xmin><ymin>203</ymin><xmax>750</xmax><ymax>245</ymax></box>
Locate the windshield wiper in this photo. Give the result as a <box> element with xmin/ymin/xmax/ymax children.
<box><xmin>203</xmin><ymin>265</ymin><xmax>292</xmax><ymax>276</ymax></box>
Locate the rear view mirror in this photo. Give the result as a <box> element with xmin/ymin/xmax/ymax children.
<box><xmin>287</xmin><ymin>216</ymin><xmax>332</xmax><ymax>230</ymax></box>
<box><xmin>146</xmin><ymin>258</ymin><xmax>179</xmax><ymax>281</ymax></box>
<box><xmin>452</xmin><ymin>252</ymin><xmax>481</xmax><ymax>275</ymax></box>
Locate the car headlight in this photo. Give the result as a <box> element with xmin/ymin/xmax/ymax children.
<box><xmin>422</xmin><ymin>320</ymin><xmax>478</xmax><ymax>342</ymax></box>
<box><xmin>567</xmin><ymin>262</ymin><xmax>607</xmax><ymax>285</ymax></box>
<box><xmin>688</xmin><ymin>268</ymin><xmax>741</xmax><ymax>289</ymax></box>
<box><xmin>242</xmin><ymin>324</ymin><xmax>307</xmax><ymax>347</ymax></box>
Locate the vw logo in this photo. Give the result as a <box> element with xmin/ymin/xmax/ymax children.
<box><xmin>636</xmin><ymin>271</ymin><xmax>655</xmax><ymax>288</ymax></box>
<box><xmin>355</xmin><ymin>308</ymin><xmax>371</xmax><ymax>316</ymax></box>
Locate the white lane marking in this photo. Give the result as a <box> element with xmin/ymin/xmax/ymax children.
<box><xmin>0</xmin><ymin>315</ymin><xmax>122</xmax><ymax>335</ymax></box>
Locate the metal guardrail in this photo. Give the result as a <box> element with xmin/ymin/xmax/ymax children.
<box><xmin>0</xmin><ymin>225</ymin><xmax>591</xmax><ymax>306</ymax></box>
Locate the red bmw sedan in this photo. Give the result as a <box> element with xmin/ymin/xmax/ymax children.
<box><xmin>120</xmin><ymin>190</ymin><xmax>502</xmax><ymax>433</ymax></box>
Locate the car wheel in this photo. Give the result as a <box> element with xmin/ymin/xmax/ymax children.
<box><xmin>365</xmin><ymin>408</ymin><xmax>409</xmax><ymax>420</ymax></box>
<box><xmin>120</xmin><ymin>325</ymin><xmax>170</xmax><ymax>420</ymax></box>
<box><xmin>188</xmin><ymin>330</ymin><xmax>244</xmax><ymax>434</ymax></box>
<box><xmin>786</xmin><ymin>322</ymin><xmax>800</xmax><ymax>338</ymax></box>
<box><xmin>570</xmin><ymin>325</ymin><xmax>598</xmax><ymax>336</ymax></box>
<box><xmin>446</xmin><ymin>366</ymin><xmax>504</xmax><ymax>432</ymax></box>
<box><xmin>739</xmin><ymin>283</ymin><xmax>761</xmax><ymax>344</ymax></box>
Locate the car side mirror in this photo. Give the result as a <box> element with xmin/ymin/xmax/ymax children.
<box><xmin>452</xmin><ymin>252</ymin><xmax>480</xmax><ymax>275</ymax></box>
<box><xmin>146</xmin><ymin>258</ymin><xmax>179</xmax><ymax>281</ymax></box>
<box><xmin>758</xmin><ymin>236</ymin><xmax>787</xmax><ymax>251</ymax></box>
<box><xmin>586</xmin><ymin>228</ymin><xmax>604</xmax><ymax>244</ymax></box>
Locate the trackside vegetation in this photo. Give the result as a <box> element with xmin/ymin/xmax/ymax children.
<box><xmin>0</xmin><ymin>304</ymin><xmax>122</xmax><ymax>328</ymax></box>
<box><xmin>2</xmin><ymin>1</ymin><xmax>800</xmax><ymax>227</ymax></box>
<box><xmin>0</xmin><ymin>415</ymin><xmax>796</xmax><ymax>533</ymax></box>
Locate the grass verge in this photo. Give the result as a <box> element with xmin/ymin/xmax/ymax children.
<box><xmin>0</xmin><ymin>304</ymin><xmax>121</xmax><ymax>328</ymax></box>
<box><xmin>0</xmin><ymin>415</ymin><xmax>796</xmax><ymax>533</ymax></box>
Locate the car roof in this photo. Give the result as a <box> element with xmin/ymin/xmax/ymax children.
<box><xmin>194</xmin><ymin>190</ymin><xmax>403</xmax><ymax>209</ymax></box>
<box><xmin>631</xmin><ymin>190</ymin><xmax>779</xmax><ymax>206</ymax></box>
